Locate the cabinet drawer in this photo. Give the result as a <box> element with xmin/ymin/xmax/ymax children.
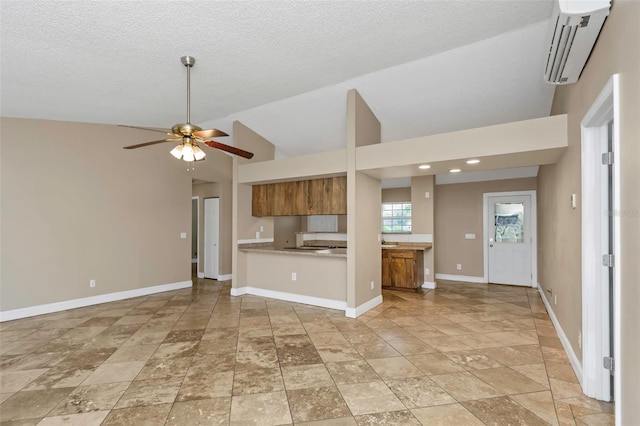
<box><xmin>389</xmin><ymin>250</ymin><xmax>415</xmax><ymax>259</ymax></box>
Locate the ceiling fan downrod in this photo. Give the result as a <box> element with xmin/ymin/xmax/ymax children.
<box><xmin>181</xmin><ymin>56</ymin><xmax>196</xmax><ymax>125</ymax></box>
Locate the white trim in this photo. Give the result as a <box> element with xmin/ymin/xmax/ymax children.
<box><xmin>230</xmin><ymin>286</ymin><xmax>248</xmax><ymax>296</ymax></box>
<box><xmin>483</xmin><ymin>190</ymin><xmax>537</xmax><ymax>287</ymax></box>
<box><xmin>237</xmin><ymin>238</ymin><xmax>274</xmax><ymax>244</ymax></box>
<box><xmin>197</xmin><ymin>272</ymin><xmax>205</xmax><ymax>279</ymax></box>
<box><xmin>192</xmin><ymin>196</ymin><xmax>200</xmax><ymax>279</ymax></box>
<box><xmin>580</xmin><ymin>74</ymin><xmax>620</xmax><ymax>404</ymax></box>
<box><xmin>435</xmin><ymin>273</ymin><xmax>487</xmax><ymax>284</ymax></box>
<box><xmin>230</xmin><ymin>286</ymin><xmax>346</xmax><ymax>311</ymax></box>
<box><xmin>422</xmin><ymin>281</ymin><xmax>437</xmax><ymax>289</ymax></box>
<box><xmin>538</xmin><ymin>286</ymin><xmax>583</xmax><ymax>384</ymax></box>
<box><xmin>0</xmin><ymin>281</ymin><xmax>193</xmax><ymax>322</ymax></box>
<box><xmin>217</xmin><ymin>274</ymin><xmax>232</xmax><ymax>281</ymax></box>
<box><xmin>345</xmin><ymin>295</ymin><xmax>383</xmax><ymax>318</ymax></box>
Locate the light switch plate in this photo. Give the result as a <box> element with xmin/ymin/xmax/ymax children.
<box><xmin>180</xmin><ymin>232</ymin><xmax>187</xmax><ymax>239</ymax></box>
<box><xmin>424</xmin><ymin>191</ymin><xmax>430</xmax><ymax>198</ymax></box>
<box><xmin>464</xmin><ymin>233</ymin><xmax>476</xmax><ymax>240</ymax></box>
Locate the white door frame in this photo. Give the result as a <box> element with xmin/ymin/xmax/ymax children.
<box><xmin>192</xmin><ymin>196</ymin><xmax>200</xmax><ymax>277</ymax></box>
<box><xmin>204</xmin><ymin>197</ymin><xmax>220</xmax><ymax>280</ymax></box>
<box><xmin>483</xmin><ymin>190</ymin><xmax>537</xmax><ymax>287</ymax></box>
<box><xmin>580</xmin><ymin>74</ymin><xmax>620</xmax><ymax>405</ymax></box>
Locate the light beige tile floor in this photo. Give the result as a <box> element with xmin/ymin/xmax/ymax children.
<box><xmin>0</xmin><ymin>278</ymin><xmax>614</xmax><ymax>425</ymax></box>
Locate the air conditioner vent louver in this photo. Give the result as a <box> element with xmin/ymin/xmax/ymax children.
<box><xmin>543</xmin><ymin>0</ymin><xmax>610</xmax><ymax>85</ymax></box>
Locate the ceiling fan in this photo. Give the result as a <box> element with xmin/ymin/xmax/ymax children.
<box><xmin>122</xmin><ymin>56</ymin><xmax>254</xmax><ymax>162</ymax></box>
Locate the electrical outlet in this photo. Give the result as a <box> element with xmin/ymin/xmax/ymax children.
<box><xmin>370</xmin><ymin>281</ymin><xmax>374</xmax><ymax>290</ymax></box>
<box><xmin>260</xmin><ymin>226</ymin><xmax>264</xmax><ymax>232</ymax></box>
<box><xmin>554</xmin><ymin>294</ymin><xmax>557</xmax><ymax>305</ymax></box>
<box><xmin>425</xmin><ymin>268</ymin><xmax>430</xmax><ymax>275</ymax></box>
<box><xmin>456</xmin><ymin>264</ymin><xmax>462</xmax><ymax>271</ymax></box>
<box><xmin>90</xmin><ymin>279</ymin><xmax>96</xmax><ymax>288</ymax></box>
<box><xmin>255</xmin><ymin>231</ymin><xmax>260</xmax><ymax>239</ymax></box>
<box><xmin>291</xmin><ymin>272</ymin><xmax>297</xmax><ymax>281</ymax></box>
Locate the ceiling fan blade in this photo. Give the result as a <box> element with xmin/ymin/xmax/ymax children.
<box><xmin>192</xmin><ymin>128</ymin><xmax>229</xmax><ymax>138</ymax></box>
<box><xmin>123</xmin><ymin>138</ymin><xmax>181</xmax><ymax>149</ymax></box>
<box><xmin>203</xmin><ymin>140</ymin><xmax>254</xmax><ymax>159</ymax></box>
<box><xmin>119</xmin><ymin>125</ymin><xmax>172</xmax><ymax>134</ymax></box>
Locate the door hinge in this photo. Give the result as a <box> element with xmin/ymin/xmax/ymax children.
<box><xmin>603</xmin><ymin>356</ymin><xmax>615</xmax><ymax>374</ymax></box>
<box><xmin>602</xmin><ymin>152</ymin><xmax>614</xmax><ymax>165</ymax></box>
<box><xmin>602</xmin><ymin>254</ymin><xmax>615</xmax><ymax>268</ymax></box>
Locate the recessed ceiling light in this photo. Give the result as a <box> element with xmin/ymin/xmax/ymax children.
<box><xmin>466</xmin><ymin>159</ymin><xmax>480</xmax><ymax>164</ymax></box>
<box><xmin>418</xmin><ymin>164</ymin><xmax>431</xmax><ymax>170</ymax></box>
<box><xmin>449</xmin><ymin>168</ymin><xmax>461</xmax><ymax>173</ymax></box>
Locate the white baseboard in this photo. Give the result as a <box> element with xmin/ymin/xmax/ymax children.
<box><xmin>197</xmin><ymin>272</ymin><xmax>205</xmax><ymax>279</ymax></box>
<box><xmin>217</xmin><ymin>274</ymin><xmax>232</xmax><ymax>281</ymax></box>
<box><xmin>435</xmin><ymin>273</ymin><xmax>487</xmax><ymax>283</ymax></box>
<box><xmin>230</xmin><ymin>286</ymin><xmax>346</xmax><ymax>312</ymax></box>
<box><xmin>422</xmin><ymin>281</ymin><xmax>437</xmax><ymax>289</ymax></box>
<box><xmin>537</xmin><ymin>286</ymin><xmax>583</xmax><ymax>385</ymax></box>
<box><xmin>345</xmin><ymin>295</ymin><xmax>383</xmax><ymax>318</ymax></box>
<box><xmin>0</xmin><ymin>280</ymin><xmax>193</xmax><ymax>322</ymax></box>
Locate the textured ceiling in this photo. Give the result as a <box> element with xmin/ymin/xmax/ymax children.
<box><xmin>1</xmin><ymin>0</ymin><xmax>555</xmax><ymax>159</ymax></box>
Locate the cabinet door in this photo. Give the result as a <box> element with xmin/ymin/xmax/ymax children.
<box><xmin>252</xmin><ymin>184</ymin><xmax>269</xmax><ymax>217</ymax></box>
<box><xmin>272</xmin><ymin>182</ymin><xmax>296</xmax><ymax>216</ymax></box>
<box><xmin>388</xmin><ymin>250</ymin><xmax>417</xmax><ymax>289</ymax></box>
<box><xmin>307</xmin><ymin>179</ymin><xmax>324</xmax><ymax>215</ymax></box>
<box><xmin>292</xmin><ymin>180</ymin><xmax>308</xmax><ymax>215</ymax></box>
<box><xmin>322</xmin><ymin>177</ymin><xmax>347</xmax><ymax>215</ymax></box>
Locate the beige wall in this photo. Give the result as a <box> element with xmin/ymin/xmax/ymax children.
<box><xmin>411</xmin><ymin>176</ymin><xmax>435</xmax><ymax>282</ymax></box>
<box><xmin>245</xmin><ymin>252</ymin><xmax>346</xmax><ymax>302</ymax></box>
<box><xmin>347</xmin><ymin>90</ymin><xmax>382</xmax><ymax>309</ymax></box>
<box><xmin>538</xmin><ymin>1</ymin><xmax>640</xmax><ymax>421</ymax></box>
<box><xmin>192</xmin><ymin>181</ymin><xmax>233</xmax><ymax>276</ymax></box>
<box><xmin>434</xmin><ymin>177</ymin><xmax>537</xmax><ymax>277</ymax></box>
<box><xmin>1</xmin><ymin>118</ymin><xmax>193</xmax><ymax>312</ymax></box>
<box><xmin>354</xmin><ymin>172</ymin><xmax>382</xmax><ymax>307</ymax></box>
<box><xmin>232</xmin><ymin>121</ymin><xmax>276</xmax><ymax>288</ymax></box>
<box><xmin>382</xmin><ymin>187</ymin><xmax>411</xmax><ymax>203</ymax></box>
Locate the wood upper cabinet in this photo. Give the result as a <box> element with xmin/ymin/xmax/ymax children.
<box><xmin>251</xmin><ymin>184</ymin><xmax>270</xmax><ymax>216</ymax></box>
<box><xmin>252</xmin><ymin>176</ymin><xmax>346</xmax><ymax>216</ymax></box>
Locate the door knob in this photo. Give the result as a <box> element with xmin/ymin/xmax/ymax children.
<box><xmin>489</xmin><ymin>244</ymin><xmax>493</xmax><ymax>248</ymax></box>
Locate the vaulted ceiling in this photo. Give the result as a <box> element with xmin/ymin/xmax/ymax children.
<box><xmin>1</xmin><ymin>1</ymin><xmax>556</xmax><ymax>159</ymax></box>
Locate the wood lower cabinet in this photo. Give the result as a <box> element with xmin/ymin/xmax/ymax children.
<box><xmin>252</xmin><ymin>176</ymin><xmax>346</xmax><ymax>216</ymax></box>
<box><xmin>382</xmin><ymin>249</ymin><xmax>424</xmax><ymax>291</ymax></box>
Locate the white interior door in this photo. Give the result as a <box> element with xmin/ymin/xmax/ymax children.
<box><xmin>488</xmin><ymin>194</ymin><xmax>532</xmax><ymax>286</ymax></box>
<box><xmin>204</xmin><ymin>198</ymin><xmax>219</xmax><ymax>279</ymax></box>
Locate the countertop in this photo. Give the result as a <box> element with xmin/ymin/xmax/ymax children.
<box><xmin>381</xmin><ymin>243</ymin><xmax>432</xmax><ymax>250</ymax></box>
<box><xmin>238</xmin><ymin>244</ymin><xmax>347</xmax><ymax>258</ymax></box>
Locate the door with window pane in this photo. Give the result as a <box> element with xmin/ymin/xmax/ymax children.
<box><xmin>488</xmin><ymin>195</ymin><xmax>532</xmax><ymax>286</ymax></box>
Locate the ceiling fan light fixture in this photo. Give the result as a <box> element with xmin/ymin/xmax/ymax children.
<box><xmin>193</xmin><ymin>144</ymin><xmax>206</xmax><ymax>161</ymax></box>
<box><xmin>170</xmin><ymin>143</ymin><xmax>184</xmax><ymax>159</ymax></box>
<box><xmin>182</xmin><ymin>143</ymin><xmax>195</xmax><ymax>162</ymax></box>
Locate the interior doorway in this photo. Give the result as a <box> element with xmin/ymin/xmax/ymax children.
<box><xmin>581</xmin><ymin>74</ymin><xmax>620</xmax><ymax>404</ymax></box>
<box><xmin>204</xmin><ymin>197</ymin><xmax>220</xmax><ymax>279</ymax></box>
<box><xmin>483</xmin><ymin>191</ymin><xmax>537</xmax><ymax>287</ymax></box>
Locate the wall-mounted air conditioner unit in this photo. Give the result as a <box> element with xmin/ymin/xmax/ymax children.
<box><xmin>544</xmin><ymin>0</ymin><xmax>611</xmax><ymax>84</ymax></box>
